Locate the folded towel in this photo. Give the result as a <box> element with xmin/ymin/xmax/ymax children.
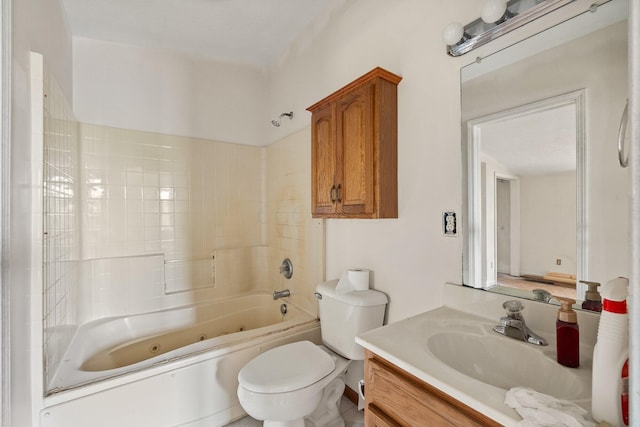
<box><xmin>505</xmin><ymin>387</ymin><xmax>596</xmax><ymax>427</ymax></box>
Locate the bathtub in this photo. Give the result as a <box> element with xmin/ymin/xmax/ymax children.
<box><xmin>41</xmin><ymin>291</ymin><xmax>321</xmax><ymax>427</ymax></box>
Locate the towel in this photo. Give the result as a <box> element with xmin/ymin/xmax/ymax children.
<box><xmin>505</xmin><ymin>387</ymin><xmax>596</xmax><ymax>427</ymax></box>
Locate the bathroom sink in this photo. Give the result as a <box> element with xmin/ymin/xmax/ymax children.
<box><xmin>357</xmin><ymin>292</ymin><xmax>598</xmax><ymax>426</ymax></box>
<box><xmin>426</xmin><ymin>332</ymin><xmax>590</xmax><ymax>400</ymax></box>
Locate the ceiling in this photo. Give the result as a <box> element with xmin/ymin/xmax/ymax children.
<box><xmin>480</xmin><ymin>103</ymin><xmax>577</xmax><ymax>176</ymax></box>
<box><xmin>62</xmin><ymin>0</ymin><xmax>333</xmax><ymax>67</ymax></box>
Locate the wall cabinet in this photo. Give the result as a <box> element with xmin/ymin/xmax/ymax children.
<box><xmin>307</xmin><ymin>67</ymin><xmax>401</xmax><ymax>219</ymax></box>
<box><xmin>364</xmin><ymin>350</ymin><xmax>502</xmax><ymax>427</ymax></box>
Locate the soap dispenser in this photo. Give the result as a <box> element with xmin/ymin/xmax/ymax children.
<box><xmin>555</xmin><ymin>297</ymin><xmax>579</xmax><ymax>368</ymax></box>
<box><xmin>581</xmin><ymin>280</ymin><xmax>602</xmax><ymax>312</ymax></box>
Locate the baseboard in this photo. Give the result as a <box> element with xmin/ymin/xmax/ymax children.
<box><xmin>343</xmin><ymin>385</ymin><xmax>358</xmax><ymax>406</ymax></box>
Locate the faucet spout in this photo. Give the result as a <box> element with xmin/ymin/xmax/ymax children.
<box><xmin>493</xmin><ymin>300</ymin><xmax>548</xmax><ymax>346</ymax></box>
<box><xmin>273</xmin><ymin>289</ymin><xmax>290</xmax><ymax>300</ymax></box>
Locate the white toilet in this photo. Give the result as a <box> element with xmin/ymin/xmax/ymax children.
<box><xmin>237</xmin><ymin>279</ymin><xmax>388</xmax><ymax>427</ymax></box>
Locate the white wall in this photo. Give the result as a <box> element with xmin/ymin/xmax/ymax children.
<box><xmin>265</xmin><ymin>0</ymin><xmax>482</xmax><ymax>322</ymax></box>
<box><xmin>72</xmin><ymin>37</ymin><xmax>267</xmax><ymax>146</ymax></box>
<box><xmin>520</xmin><ymin>172</ymin><xmax>577</xmax><ymax>276</ymax></box>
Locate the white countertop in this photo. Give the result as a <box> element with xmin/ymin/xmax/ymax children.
<box><xmin>356</xmin><ymin>283</ymin><xmax>596</xmax><ymax>426</ymax></box>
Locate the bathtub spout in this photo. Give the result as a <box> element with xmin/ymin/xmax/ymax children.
<box><xmin>273</xmin><ymin>289</ymin><xmax>290</xmax><ymax>300</ymax></box>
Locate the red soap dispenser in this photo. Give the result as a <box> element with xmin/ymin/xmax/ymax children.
<box><xmin>556</xmin><ymin>297</ymin><xmax>579</xmax><ymax>368</ymax></box>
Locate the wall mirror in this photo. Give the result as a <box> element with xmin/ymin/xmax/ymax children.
<box><xmin>461</xmin><ymin>0</ymin><xmax>630</xmax><ymax>306</ymax></box>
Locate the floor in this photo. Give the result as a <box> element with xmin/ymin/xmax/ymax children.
<box><xmin>224</xmin><ymin>396</ymin><xmax>364</xmax><ymax>426</ymax></box>
<box><xmin>496</xmin><ymin>273</ymin><xmax>576</xmax><ymax>299</ymax></box>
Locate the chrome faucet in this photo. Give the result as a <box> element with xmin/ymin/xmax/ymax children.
<box><xmin>273</xmin><ymin>289</ymin><xmax>291</xmax><ymax>300</ymax></box>
<box><xmin>493</xmin><ymin>300</ymin><xmax>548</xmax><ymax>346</ymax></box>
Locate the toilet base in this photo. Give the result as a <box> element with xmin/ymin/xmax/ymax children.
<box><xmin>305</xmin><ymin>377</ymin><xmax>345</xmax><ymax>427</ymax></box>
<box><xmin>259</xmin><ymin>377</ymin><xmax>345</xmax><ymax>427</ymax></box>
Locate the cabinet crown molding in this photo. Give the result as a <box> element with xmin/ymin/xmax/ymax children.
<box><xmin>306</xmin><ymin>67</ymin><xmax>402</xmax><ymax>112</ymax></box>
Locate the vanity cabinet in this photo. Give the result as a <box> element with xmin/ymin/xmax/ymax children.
<box><xmin>307</xmin><ymin>67</ymin><xmax>401</xmax><ymax>219</ymax></box>
<box><xmin>364</xmin><ymin>350</ymin><xmax>502</xmax><ymax>427</ymax></box>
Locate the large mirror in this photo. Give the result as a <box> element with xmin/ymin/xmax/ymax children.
<box><xmin>462</xmin><ymin>0</ymin><xmax>630</xmax><ymax>306</ymax></box>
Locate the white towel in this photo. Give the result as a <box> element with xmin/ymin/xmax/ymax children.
<box><xmin>505</xmin><ymin>387</ymin><xmax>596</xmax><ymax>427</ymax></box>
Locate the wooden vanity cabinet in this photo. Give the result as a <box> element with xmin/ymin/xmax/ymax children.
<box><xmin>307</xmin><ymin>67</ymin><xmax>401</xmax><ymax>219</ymax></box>
<box><xmin>364</xmin><ymin>350</ymin><xmax>502</xmax><ymax>427</ymax></box>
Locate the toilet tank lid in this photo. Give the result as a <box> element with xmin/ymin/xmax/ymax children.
<box><xmin>316</xmin><ymin>280</ymin><xmax>388</xmax><ymax>307</ymax></box>
<box><xmin>238</xmin><ymin>341</ymin><xmax>335</xmax><ymax>393</ymax></box>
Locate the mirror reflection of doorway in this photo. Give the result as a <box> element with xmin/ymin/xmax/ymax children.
<box><xmin>476</xmin><ymin>96</ymin><xmax>580</xmax><ymax>300</ymax></box>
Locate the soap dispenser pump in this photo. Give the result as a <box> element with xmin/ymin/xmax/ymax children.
<box><xmin>581</xmin><ymin>280</ymin><xmax>602</xmax><ymax>312</ymax></box>
<box><xmin>555</xmin><ymin>297</ymin><xmax>579</xmax><ymax>368</ymax></box>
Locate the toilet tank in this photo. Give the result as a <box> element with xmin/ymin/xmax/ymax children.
<box><xmin>315</xmin><ymin>279</ymin><xmax>388</xmax><ymax>360</ymax></box>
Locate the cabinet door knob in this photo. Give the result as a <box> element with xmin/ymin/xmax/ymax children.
<box><xmin>330</xmin><ymin>184</ymin><xmax>336</xmax><ymax>203</ymax></box>
<box><xmin>336</xmin><ymin>184</ymin><xmax>342</xmax><ymax>203</ymax></box>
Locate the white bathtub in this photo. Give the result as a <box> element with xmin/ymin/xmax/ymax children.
<box><xmin>41</xmin><ymin>291</ymin><xmax>321</xmax><ymax>427</ymax></box>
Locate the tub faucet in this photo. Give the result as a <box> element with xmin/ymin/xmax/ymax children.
<box><xmin>493</xmin><ymin>300</ymin><xmax>548</xmax><ymax>346</ymax></box>
<box><xmin>273</xmin><ymin>289</ymin><xmax>290</xmax><ymax>300</ymax></box>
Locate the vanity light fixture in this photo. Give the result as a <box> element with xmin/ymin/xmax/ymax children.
<box><xmin>443</xmin><ymin>0</ymin><xmax>575</xmax><ymax>57</ymax></box>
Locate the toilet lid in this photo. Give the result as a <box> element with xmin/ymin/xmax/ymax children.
<box><xmin>238</xmin><ymin>341</ymin><xmax>335</xmax><ymax>393</ymax></box>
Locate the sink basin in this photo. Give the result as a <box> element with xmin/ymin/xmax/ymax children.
<box><xmin>427</xmin><ymin>332</ymin><xmax>590</xmax><ymax>400</ymax></box>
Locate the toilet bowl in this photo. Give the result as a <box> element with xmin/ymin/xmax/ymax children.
<box><xmin>237</xmin><ymin>341</ymin><xmax>349</xmax><ymax>427</ymax></box>
<box><xmin>236</xmin><ymin>280</ymin><xmax>388</xmax><ymax>427</ymax></box>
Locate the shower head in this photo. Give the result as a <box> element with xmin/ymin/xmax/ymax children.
<box><xmin>271</xmin><ymin>112</ymin><xmax>293</xmax><ymax>127</ymax></box>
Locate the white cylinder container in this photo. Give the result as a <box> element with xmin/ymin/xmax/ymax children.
<box><xmin>591</xmin><ymin>277</ymin><xmax>629</xmax><ymax>426</ymax></box>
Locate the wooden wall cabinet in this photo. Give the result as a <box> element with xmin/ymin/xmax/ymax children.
<box><xmin>307</xmin><ymin>67</ymin><xmax>401</xmax><ymax>219</ymax></box>
<box><xmin>364</xmin><ymin>350</ymin><xmax>502</xmax><ymax>427</ymax></box>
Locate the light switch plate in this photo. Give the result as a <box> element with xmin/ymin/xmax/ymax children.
<box><xmin>443</xmin><ymin>211</ymin><xmax>457</xmax><ymax>236</ymax></box>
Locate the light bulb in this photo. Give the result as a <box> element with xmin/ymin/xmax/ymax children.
<box><xmin>442</xmin><ymin>22</ymin><xmax>464</xmax><ymax>46</ymax></box>
<box><xmin>481</xmin><ymin>0</ymin><xmax>508</xmax><ymax>24</ymax></box>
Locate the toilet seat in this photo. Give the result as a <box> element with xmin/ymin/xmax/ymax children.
<box><xmin>238</xmin><ymin>341</ymin><xmax>335</xmax><ymax>393</ymax></box>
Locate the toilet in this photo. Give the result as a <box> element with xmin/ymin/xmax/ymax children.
<box><xmin>237</xmin><ymin>279</ymin><xmax>388</xmax><ymax>427</ymax></box>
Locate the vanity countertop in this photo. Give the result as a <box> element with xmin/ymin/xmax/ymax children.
<box><xmin>356</xmin><ymin>283</ymin><xmax>596</xmax><ymax>426</ymax></box>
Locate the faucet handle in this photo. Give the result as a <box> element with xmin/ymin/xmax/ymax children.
<box><xmin>279</xmin><ymin>258</ymin><xmax>293</xmax><ymax>279</ymax></box>
<box><xmin>532</xmin><ymin>289</ymin><xmax>552</xmax><ymax>302</ymax></box>
<box><xmin>503</xmin><ymin>300</ymin><xmax>525</xmax><ymax>317</ymax></box>
<box><xmin>499</xmin><ymin>317</ymin><xmax>524</xmax><ymax>329</ymax></box>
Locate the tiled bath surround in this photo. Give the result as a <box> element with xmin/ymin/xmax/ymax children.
<box><xmin>77</xmin><ymin>123</ymin><xmax>267</xmax><ymax>307</ymax></box>
<box><xmin>79</xmin><ymin>124</ymin><xmax>264</xmax><ymax>262</ymax></box>
<box><xmin>41</xmin><ymin>72</ymin><xmax>324</xmax><ymax>393</ymax></box>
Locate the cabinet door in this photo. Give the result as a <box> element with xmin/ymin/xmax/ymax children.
<box><xmin>336</xmin><ymin>83</ymin><xmax>374</xmax><ymax>216</ymax></box>
<box><xmin>366</xmin><ymin>354</ymin><xmax>501</xmax><ymax>427</ymax></box>
<box><xmin>311</xmin><ymin>102</ymin><xmax>337</xmax><ymax>216</ymax></box>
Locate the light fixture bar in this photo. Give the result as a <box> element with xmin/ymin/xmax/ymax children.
<box><xmin>446</xmin><ymin>0</ymin><xmax>576</xmax><ymax>57</ymax></box>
